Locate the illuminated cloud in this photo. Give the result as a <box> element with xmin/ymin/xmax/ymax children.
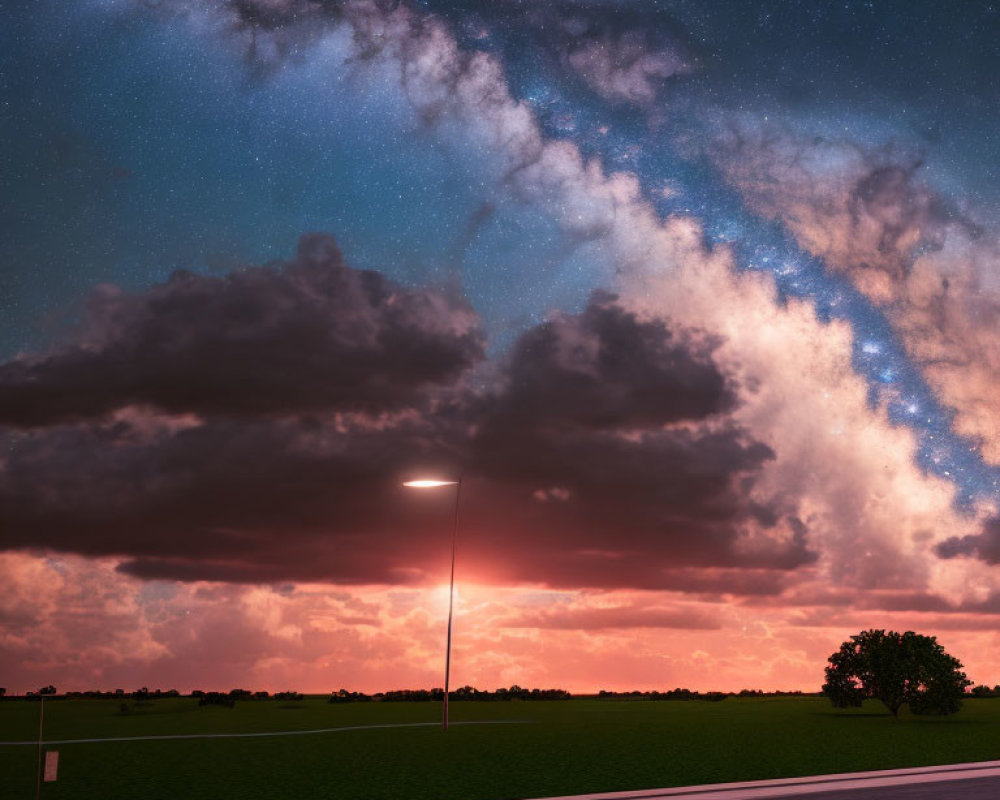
<box><xmin>518</xmin><ymin>3</ymin><xmax>695</xmax><ymax>108</ymax></box>
<box><xmin>707</xmin><ymin>117</ymin><xmax>1000</xmax><ymax>464</ymax></box>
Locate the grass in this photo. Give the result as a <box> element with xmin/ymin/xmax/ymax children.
<box><xmin>3</xmin><ymin>696</ymin><xmax>1000</xmax><ymax>799</ymax></box>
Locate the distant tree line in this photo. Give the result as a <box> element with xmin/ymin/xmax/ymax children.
<box><xmin>0</xmin><ymin>685</ymin><xmax>822</xmax><ymax>703</ymax></box>
<box><xmin>328</xmin><ymin>689</ymin><xmax>374</xmax><ymax>703</ymax></box>
<box><xmin>969</xmin><ymin>685</ymin><xmax>1000</xmax><ymax>698</ymax></box>
<box><xmin>328</xmin><ymin>685</ymin><xmax>572</xmax><ymax>703</ymax></box>
<box><xmin>6</xmin><ymin>687</ymin><xmax>185</xmax><ymax>700</ymax></box>
<box><xmin>188</xmin><ymin>689</ymin><xmax>309</xmax><ymax>706</ymax></box>
<box><xmin>593</xmin><ymin>689</ymin><xmax>817</xmax><ymax>700</ymax></box>
<box><xmin>190</xmin><ymin>689</ymin><xmax>279</xmax><ymax>700</ymax></box>
<box><xmin>597</xmin><ymin>689</ymin><xmax>728</xmax><ymax>701</ymax></box>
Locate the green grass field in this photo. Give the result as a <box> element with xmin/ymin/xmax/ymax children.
<box><xmin>3</xmin><ymin>696</ymin><xmax>1000</xmax><ymax>800</ymax></box>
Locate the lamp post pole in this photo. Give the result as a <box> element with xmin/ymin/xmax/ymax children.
<box><xmin>403</xmin><ymin>477</ymin><xmax>462</xmax><ymax>732</ymax></box>
<box><xmin>442</xmin><ymin>477</ymin><xmax>461</xmax><ymax>732</ymax></box>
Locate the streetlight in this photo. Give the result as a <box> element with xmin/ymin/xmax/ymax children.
<box><xmin>403</xmin><ymin>477</ymin><xmax>461</xmax><ymax>732</ymax></box>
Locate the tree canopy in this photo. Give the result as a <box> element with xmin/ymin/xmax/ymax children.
<box><xmin>823</xmin><ymin>629</ymin><xmax>971</xmax><ymax>719</ymax></box>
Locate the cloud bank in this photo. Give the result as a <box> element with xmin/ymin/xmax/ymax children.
<box><xmin>0</xmin><ymin>233</ymin><xmax>482</xmax><ymax>425</ymax></box>
<box><xmin>0</xmin><ymin>234</ymin><xmax>800</xmax><ymax>590</ymax></box>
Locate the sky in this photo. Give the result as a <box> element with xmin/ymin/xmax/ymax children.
<box><xmin>2</xmin><ymin>0</ymin><xmax>1000</xmax><ymax>695</ymax></box>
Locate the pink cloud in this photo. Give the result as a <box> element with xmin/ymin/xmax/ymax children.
<box><xmin>4</xmin><ymin>555</ymin><xmax>1000</xmax><ymax>695</ymax></box>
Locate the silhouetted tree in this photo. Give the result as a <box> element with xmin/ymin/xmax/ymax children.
<box><xmin>823</xmin><ymin>629</ymin><xmax>971</xmax><ymax>719</ymax></box>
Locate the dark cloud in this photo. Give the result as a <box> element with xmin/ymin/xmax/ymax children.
<box><xmin>656</xmin><ymin>568</ymin><xmax>792</xmax><ymax>598</ymax></box>
<box><xmin>856</xmin><ymin>591</ymin><xmax>955</xmax><ymax>613</ymax></box>
<box><xmin>227</xmin><ymin>0</ymin><xmax>332</xmax><ymax>30</ymax></box>
<box><xmin>708</xmin><ymin>122</ymin><xmax>981</xmax><ymax>299</ymax></box>
<box><xmin>464</xmin><ymin>292</ymin><xmax>816</xmax><ymax>584</ymax></box>
<box><xmin>538</xmin><ymin>4</ymin><xmax>694</xmax><ymax>108</ymax></box>
<box><xmin>935</xmin><ymin>517</ymin><xmax>1000</xmax><ymax>564</ymax></box>
<box><xmin>463</xmin><ymin>426</ymin><xmax>795</xmax><ymax>585</ymax></box>
<box><xmin>0</xmin><ymin>245</ymin><xmax>814</xmax><ymax>589</ymax></box>
<box><xmin>486</xmin><ymin>290</ymin><xmax>735</xmax><ymax>432</ymax></box>
<box><xmin>0</xmin><ymin>233</ymin><xmax>483</xmax><ymax>426</ymax></box>
<box><xmin>224</xmin><ymin>0</ymin><xmax>402</xmax><ymax>31</ymax></box>
<box><xmin>846</xmin><ymin>161</ymin><xmax>950</xmax><ymax>283</ymax></box>
<box><xmin>222</xmin><ymin>0</ymin><xmax>360</xmax><ymax>73</ymax></box>
<box><xmin>499</xmin><ymin>605</ymin><xmax>722</xmax><ymax>631</ymax></box>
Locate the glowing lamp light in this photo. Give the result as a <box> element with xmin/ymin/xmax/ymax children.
<box><xmin>404</xmin><ymin>480</ymin><xmax>458</xmax><ymax>488</ymax></box>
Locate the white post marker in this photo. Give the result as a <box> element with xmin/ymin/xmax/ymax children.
<box><xmin>43</xmin><ymin>751</ymin><xmax>58</xmax><ymax>782</ymax></box>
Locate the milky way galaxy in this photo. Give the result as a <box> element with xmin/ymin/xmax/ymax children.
<box><xmin>2</xmin><ymin>0</ymin><xmax>1000</xmax><ymax>694</ymax></box>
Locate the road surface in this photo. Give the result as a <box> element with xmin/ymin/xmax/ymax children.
<box><xmin>809</xmin><ymin>775</ymin><xmax>1000</xmax><ymax>799</ymax></box>
<box><xmin>530</xmin><ymin>761</ymin><xmax>1000</xmax><ymax>800</ymax></box>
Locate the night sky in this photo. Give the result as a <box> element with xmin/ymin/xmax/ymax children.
<box><xmin>2</xmin><ymin>0</ymin><xmax>1000</xmax><ymax>694</ymax></box>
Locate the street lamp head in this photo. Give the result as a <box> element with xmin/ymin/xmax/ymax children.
<box><xmin>403</xmin><ymin>480</ymin><xmax>458</xmax><ymax>488</ymax></box>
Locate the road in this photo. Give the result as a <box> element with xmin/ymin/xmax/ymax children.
<box><xmin>809</xmin><ymin>775</ymin><xmax>1000</xmax><ymax>799</ymax></box>
<box><xmin>531</xmin><ymin>761</ymin><xmax>1000</xmax><ymax>800</ymax></box>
